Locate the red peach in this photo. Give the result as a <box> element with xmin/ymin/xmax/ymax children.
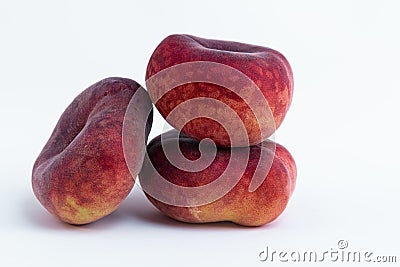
<box><xmin>139</xmin><ymin>130</ymin><xmax>296</xmax><ymax>226</ymax></box>
<box><xmin>32</xmin><ymin>77</ymin><xmax>153</xmax><ymax>224</ymax></box>
<box><xmin>146</xmin><ymin>34</ymin><xmax>293</xmax><ymax>147</ymax></box>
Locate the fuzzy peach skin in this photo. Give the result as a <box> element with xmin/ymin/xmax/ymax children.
<box><xmin>146</xmin><ymin>34</ymin><xmax>294</xmax><ymax>147</ymax></box>
<box><xmin>32</xmin><ymin>77</ymin><xmax>152</xmax><ymax>225</ymax></box>
<box><xmin>139</xmin><ymin>130</ymin><xmax>296</xmax><ymax>227</ymax></box>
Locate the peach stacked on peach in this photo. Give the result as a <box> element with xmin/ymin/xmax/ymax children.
<box><xmin>140</xmin><ymin>34</ymin><xmax>296</xmax><ymax>226</ymax></box>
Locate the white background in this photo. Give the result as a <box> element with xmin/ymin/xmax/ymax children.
<box><xmin>1</xmin><ymin>0</ymin><xmax>399</xmax><ymax>266</ymax></box>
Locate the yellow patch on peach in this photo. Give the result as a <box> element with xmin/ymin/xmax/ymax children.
<box><xmin>56</xmin><ymin>196</ymin><xmax>112</xmax><ymax>225</ymax></box>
